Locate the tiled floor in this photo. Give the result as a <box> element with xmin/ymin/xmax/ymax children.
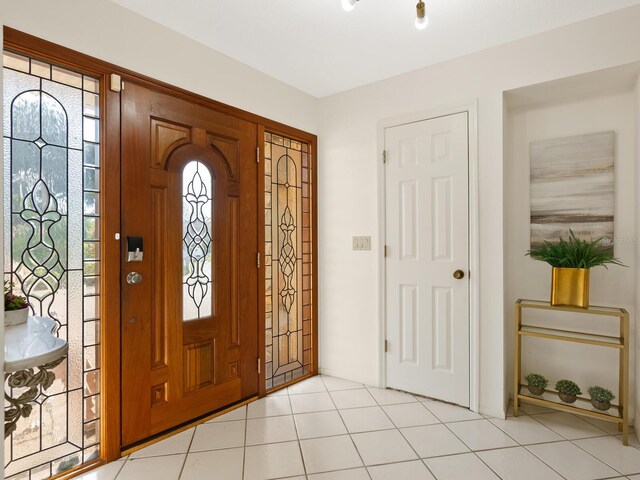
<box><xmin>81</xmin><ymin>375</ymin><xmax>640</xmax><ymax>479</ymax></box>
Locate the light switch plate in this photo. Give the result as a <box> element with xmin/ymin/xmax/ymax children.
<box><xmin>352</xmin><ymin>236</ymin><xmax>371</xmax><ymax>251</ymax></box>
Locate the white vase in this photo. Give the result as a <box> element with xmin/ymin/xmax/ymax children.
<box><xmin>5</xmin><ymin>307</ymin><xmax>29</xmax><ymax>327</ymax></box>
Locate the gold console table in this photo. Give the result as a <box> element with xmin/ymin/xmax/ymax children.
<box><xmin>513</xmin><ymin>299</ymin><xmax>629</xmax><ymax>445</ymax></box>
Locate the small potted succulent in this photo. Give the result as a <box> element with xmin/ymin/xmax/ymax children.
<box><xmin>4</xmin><ymin>281</ymin><xmax>29</xmax><ymax>327</ymax></box>
<box><xmin>555</xmin><ymin>379</ymin><xmax>581</xmax><ymax>404</ymax></box>
<box><xmin>588</xmin><ymin>386</ymin><xmax>615</xmax><ymax>411</ymax></box>
<box><xmin>525</xmin><ymin>373</ymin><xmax>548</xmax><ymax>396</ymax></box>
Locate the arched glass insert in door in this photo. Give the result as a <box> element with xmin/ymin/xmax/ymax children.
<box><xmin>264</xmin><ymin>133</ymin><xmax>313</xmax><ymax>389</ymax></box>
<box><xmin>182</xmin><ymin>160</ymin><xmax>213</xmax><ymax>321</ymax></box>
<box><xmin>3</xmin><ymin>51</ymin><xmax>102</xmax><ymax>478</ymax></box>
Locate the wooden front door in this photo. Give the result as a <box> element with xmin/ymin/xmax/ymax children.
<box><xmin>120</xmin><ymin>81</ymin><xmax>259</xmax><ymax>446</ymax></box>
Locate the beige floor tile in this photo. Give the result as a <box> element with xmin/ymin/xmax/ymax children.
<box><xmin>425</xmin><ymin>401</ymin><xmax>483</xmax><ymax>423</ymax></box>
<box><xmin>351</xmin><ymin>429</ymin><xmax>418</xmax><ymax>465</ymax></box>
<box><xmin>533</xmin><ymin>412</ymin><xmax>608</xmax><ymax>440</ymax></box>
<box><xmin>181</xmin><ymin>448</ymin><xmax>244</xmax><ymax>480</ymax></box>
<box><xmin>246</xmin><ymin>415</ymin><xmax>298</xmax><ymax>445</ymax></box>
<box><xmin>446</xmin><ymin>419</ymin><xmax>518</xmax><ymax>451</ymax></box>
<box><xmin>330</xmin><ymin>389</ymin><xmax>377</xmax><ymax>409</ymax></box>
<box><xmin>382</xmin><ymin>403</ymin><xmax>439</xmax><ymax>428</ymax></box>
<box><xmin>574</xmin><ymin>435</ymin><xmax>640</xmax><ymax>475</ymax></box>
<box><xmin>321</xmin><ymin>375</ymin><xmax>365</xmax><ymax>391</ymax></box>
<box><xmin>130</xmin><ymin>428</ymin><xmax>194</xmax><ymax>459</ymax></box>
<box><xmin>368</xmin><ymin>460</ymin><xmax>436</xmax><ymax>480</ymax></box>
<box><xmin>339</xmin><ymin>406</ymin><xmax>395</xmax><ymax>433</ymax></box>
<box><xmin>425</xmin><ymin>452</ymin><xmax>499</xmax><ymax>480</ymax></box>
<box><xmin>309</xmin><ymin>468</ymin><xmax>370</xmax><ymax>479</ymax></box>
<box><xmin>478</xmin><ymin>447</ymin><xmax>563</xmax><ymax>480</ymax></box>
<box><xmin>116</xmin><ymin>455</ymin><xmax>186</xmax><ymax>480</ymax></box>
<box><xmin>401</xmin><ymin>424</ymin><xmax>469</xmax><ymax>458</ymax></box>
<box><xmin>295</xmin><ymin>410</ymin><xmax>348</xmax><ymax>439</ymax></box>
<box><xmin>244</xmin><ymin>441</ymin><xmax>305</xmax><ymax>480</ymax></box>
<box><xmin>190</xmin><ymin>420</ymin><xmax>245</xmax><ymax>452</ymax></box>
<box><xmin>526</xmin><ymin>440</ymin><xmax>619</xmax><ymax>480</ymax></box>
<box><xmin>300</xmin><ymin>435</ymin><xmax>363</xmax><ymax>473</ymax></box>
<box><xmin>489</xmin><ymin>415</ymin><xmax>563</xmax><ymax>444</ymax></box>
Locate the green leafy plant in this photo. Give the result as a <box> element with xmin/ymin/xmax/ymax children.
<box><xmin>555</xmin><ymin>379</ymin><xmax>581</xmax><ymax>396</ymax></box>
<box><xmin>527</xmin><ymin>230</ymin><xmax>626</xmax><ymax>269</ymax></box>
<box><xmin>588</xmin><ymin>386</ymin><xmax>615</xmax><ymax>403</ymax></box>
<box><xmin>4</xmin><ymin>281</ymin><xmax>28</xmax><ymax>311</ymax></box>
<box><xmin>525</xmin><ymin>373</ymin><xmax>548</xmax><ymax>389</ymax></box>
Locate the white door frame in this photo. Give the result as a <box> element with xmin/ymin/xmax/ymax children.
<box><xmin>377</xmin><ymin>100</ymin><xmax>480</xmax><ymax>412</ymax></box>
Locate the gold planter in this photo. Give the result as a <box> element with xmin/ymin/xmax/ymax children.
<box><xmin>551</xmin><ymin>267</ymin><xmax>590</xmax><ymax>308</ymax></box>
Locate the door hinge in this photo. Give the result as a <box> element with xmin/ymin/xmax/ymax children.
<box><xmin>257</xmin><ymin>252</ymin><xmax>261</xmax><ymax>268</ymax></box>
<box><xmin>383</xmin><ymin>150</ymin><xmax>387</xmax><ymax>164</ymax></box>
<box><xmin>384</xmin><ymin>245</ymin><xmax>388</xmax><ymax>257</ymax></box>
<box><xmin>257</xmin><ymin>358</ymin><xmax>261</xmax><ymax>374</ymax></box>
<box><xmin>256</xmin><ymin>146</ymin><xmax>260</xmax><ymax>163</ymax></box>
<box><xmin>384</xmin><ymin>340</ymin><xmax>389</xmax><ymax>352</ymax></box>
<box><xmin>110</xmin><ymin>73</ymin><xmax>122</xmax><ymax>93</ymax></box>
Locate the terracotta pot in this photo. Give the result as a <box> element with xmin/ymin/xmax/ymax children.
<box><xmin>527</xmin><ymin>385</ymin><xmax>545</xmax><ymax>396</ymax></box>
<box><xmin>558</xmin><ymin>392</ymin><xmax>577</xmax><ymax>403</ymax></box>
<box><xmin>5</xmin><ymin>307</ymin><xmax>28</xmax><ymax>327</ymax></box>
<box><xmin>551</xmin><ymin>267</ymin><xmax>590</xmax><ymax>308</ymax></box>
<box><xmin>591</xmin><ymin>400</ymin><xmax>611</xmax><ymax>411</ymax></box>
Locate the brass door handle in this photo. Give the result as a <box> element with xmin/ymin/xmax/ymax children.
<box><xmin>453</xmin><ymin>269</ymin><xmax>465</xmax><ymax>280</ymax></box>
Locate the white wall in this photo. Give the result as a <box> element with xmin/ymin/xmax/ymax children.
<box><xmin>635</xmin><ymin>75</ymin><xmax>640</xmax><ymax>434</ymax></box>
<box><xmin>505</xmin><ymin>90</ymin><xmax>637</xmax><ymax>421</ymax></box>
<box><xmin>319</xmin><ymin>5</ymin><xmax>640</xmax><ymax>417</ymax></box>
<box><xmin>0</xmin><ymin>0</ymin><xmax>319</xmax><ymax>134</ymax></box>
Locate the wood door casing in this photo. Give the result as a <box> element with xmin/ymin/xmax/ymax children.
<box><xmin>121</xmin><ymin>82</ymin><xmax>258</xmax><ymax>446</ymax></box>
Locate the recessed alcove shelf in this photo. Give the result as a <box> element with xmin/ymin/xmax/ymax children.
<box><xmin>503</xmin><ymin>62</ymin><xmax>640</xmax><ymax>426</ymax></box>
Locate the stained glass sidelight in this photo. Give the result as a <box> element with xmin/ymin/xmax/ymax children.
<box><xmin>182</xmin><ymin>161</ymin><xmax>213</xmax><ymax>320</ymax></box>
<box><xmin>3</xmin><ymin>51</ymin><xmax>101</xmax><ymax>478</ymax></box>
<box><xmin>264</xmin><ymin>133</ymin><xmax>313</xmax><ymax>389</ymax></box>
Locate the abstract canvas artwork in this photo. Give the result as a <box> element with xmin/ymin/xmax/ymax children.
<box><xmin>530</xmin><ymin>131</ymin><xmax>614</xmax><ymax>248</ymax></box>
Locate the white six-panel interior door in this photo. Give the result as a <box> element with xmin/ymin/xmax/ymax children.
<box><xmin>385</xmin><ymin>112</ymin><xmax>470</xmax><ymax>406</ymax></box>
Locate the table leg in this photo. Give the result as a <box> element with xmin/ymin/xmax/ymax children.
<box><xmin>514</xmin><ymin>304</ymin><xmax>522</xmax><ymax>417</ymax></box>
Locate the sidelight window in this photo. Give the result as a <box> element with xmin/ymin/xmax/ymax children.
<box><xmin>264</xmin><ymin>133</ymin><xmax>313</xmax><ymax>389</ymax></box>
<box><xmin>3</xmin><ymin>51</ymin><xmax>102</xmax><ymax>479</ymax></box>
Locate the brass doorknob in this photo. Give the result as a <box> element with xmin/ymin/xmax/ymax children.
<box><xmin>453</xmin><ymin>269</ymin><xmax>465</xmax><ymax>280</ymax></box>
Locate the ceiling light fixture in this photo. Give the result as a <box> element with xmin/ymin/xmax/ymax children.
<box><xmin>415</xmin><ymin>1</ymin><xmax>428</xmax><ymax>30</ymax></box>
<box><xmin>342</xmin><ymin>0</ymin><xmax>429</xmax><ymax>30</ymax></box>
<box><xmin>342</xmin><ymin>0</ymin><xmax>358</xmax><ymax>12</ymax></box>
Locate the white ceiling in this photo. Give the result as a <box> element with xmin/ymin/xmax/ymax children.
<box><xmin>109</xmin><ymin>0</ymin><xmax>640</xmax><ymax>98</ymax></box>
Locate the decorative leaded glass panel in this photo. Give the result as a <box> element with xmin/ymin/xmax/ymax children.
<box><xmin>3</xmin><ymin>51</ymin><xmax>101</xmax><ymax>479</ymax></box>
<box><xmin>264</xmin><ymin>133</ymin><xmax>313</xmax><ymax>389</ymax></box>
<box><xmin>182</xmin><ymin>160</ymin><xmax>213</xmax><ymax>320</ymax></box>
